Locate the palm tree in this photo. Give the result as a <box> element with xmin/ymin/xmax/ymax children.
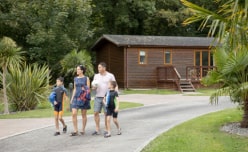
<box><xmin>202</xmin><ymin>46</ymin><xmax>248</xmax><ymax>127</ymax></box>
<box><xmin>0</xmin><ymin>37</ymin><xmax>25</xmax><ymax>114</ymax></box>
<box><xmin>60</xmin><ymin>49</ymin><xmax>94</xmax><ymax>78</ymax></box>
<box><xmin>181</xmin><ymin>0</ymin><xmax>248</xmax><ymax>127</ymax></box>
<box><xmin>181</xmin><ymin>0</ymin><xmax>248</xmax><ymax>50</ymax></box>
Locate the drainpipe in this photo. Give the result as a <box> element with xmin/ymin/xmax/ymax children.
<box><xmin>124</xmin><ymin>47</ymin><xmax>128</xmax><ymax>89</ymax></box>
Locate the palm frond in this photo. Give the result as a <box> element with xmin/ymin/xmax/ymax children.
<box><xmin>209</xmin><ymin>86</ymin><xmax>231</xmax><ymax>104</ymax></box>
<box><xmin>60</xmin><ymin>49</ymin><xmax>94</xmax><ymax>77</ymax></box>
<box><xmin>181</xmin><ymin>0</ymin><xmax>248</xmax><ymax>48</ymax></box>
<box><xmin>213</xmin><ymin>47</ymin><xmax>228</xmax><ymax>69</ymax></box>
<box><xmin>7</xmin><ymin>63</ymin><xmax>50</xmax><ymax>111</ymax></box>
<box><xmin>0</xmin><ymin>37</ymin><xmax>25</xmax><ymax>67</ymax></box>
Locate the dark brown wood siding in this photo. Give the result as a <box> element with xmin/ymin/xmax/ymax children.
<box><xmin>95</xmin><ymin>41</ymin><xmax>211</xmax><ymax>89</ymax></box>
<box><xmin>172</xmin><ymin>48</ymin><xmax>210</xmax><ymax>79</ymax></box>
<box><xmin>157</xmin><ymin>81</ymin><xmax>178</xmax><ymax>90</ymax></box>
<box><xmin>126</xmin><ymin>47</ymin><xmax>164</xmax><ymax>88</ymax></box>
<box><xmin>126</xmin><ymin>47</ymin><xmax>210</xmax><ymax>88</ymax></box>
<box><xmin>96</xmin><ymin>43</ymin><xmax>124</xmax><ymax>88</ymax></box>
<box><xmin>172</xmin><ymin>49</ymin><xmax>194</xmax><ymax>79</ymax></box>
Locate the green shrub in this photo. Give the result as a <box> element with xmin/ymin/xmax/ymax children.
<box><xmin>6</xmin><ymin>64</ymin><xmax>49</xmax><ymax>111</ymax></box>
<box><xmin>37</xmin><ymin>100</ymin><xmax>52</xmax><ymax>109</ymax></box>
<box><xmin>0</xmin><ymin>103</ymin><xmax>3</xmax><ymax>113</ymax></box>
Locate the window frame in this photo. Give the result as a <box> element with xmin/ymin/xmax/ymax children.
<box><xmin>138</xmin><ymin>50</ymin><xmax>148</xmax><ymax>65</ymax></box>
<box><xmin>164</xmin><ymin>50</ymin><xmax>172</xmax><ymax>64</ymax></box>
<box><xmin>194</xmin><ymin>50</ymin><xmax>212</xmax><ymax>66</ymax></box>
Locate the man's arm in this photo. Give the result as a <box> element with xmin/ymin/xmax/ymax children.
<box><xmin>91</xmin><ymin>74</ymin><xmax>97</xmax><ymax>90</ymax></box>
<box><xmin>112</xmin><ymin>74</ymin><xmax>119</xmax><ymax>92</ymax></box>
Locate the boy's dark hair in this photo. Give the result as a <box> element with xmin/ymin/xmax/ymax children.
<box><xmin>110</xmin><ymin>81</ymin><xmax>117</xmax><ymax>89</ymax></box>
<box><xmin>57</xmin><ymin>77</ymin><xmax>64</xmax><ymax>83</ymax></box>
<box><xmin>99</xmin><ymin>62</ymin><xmax>107</xmax><ymax>68</ymax></box>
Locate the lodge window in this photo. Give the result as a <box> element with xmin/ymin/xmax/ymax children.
<box><xmin>194</xmin><ymin>50</ymin><xmax>213</xmax><ymax>66</ymax></box>
<box><xmin>164</xmin><ymin>50</ymin><xmax>172</xmax><ymax>64</ymax></box>
<box><xmin>139</xmin><ymin>50</ymin><xmax>147</xmax><ymax>64</ymax></box>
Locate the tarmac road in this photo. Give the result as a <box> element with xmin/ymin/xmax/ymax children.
<box><xmin>0</xmin><ymin>95</ymin><xmax>235</xmax><ymax>152</ymax></box>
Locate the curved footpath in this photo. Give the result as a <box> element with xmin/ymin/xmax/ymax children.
<box><xmin>0</xmin><ymin>94</ymin><xmax>235</xmax><ymax>152</ymax></box>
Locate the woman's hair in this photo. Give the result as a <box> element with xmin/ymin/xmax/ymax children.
<box><xmin>77</xmin><ymin>65</ymin><xmax>86</xmax><ymax>74</ymax></box>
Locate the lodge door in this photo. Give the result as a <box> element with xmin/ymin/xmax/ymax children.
<box><xmin>194</xmin><ymin>51</ymin><xmax>213</xmax><ymax>78</ymax></box>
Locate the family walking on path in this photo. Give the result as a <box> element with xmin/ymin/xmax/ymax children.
<box><xmin>51</xmin><ymin>62</ymin><xmax>121</xmax><ymax>138</ymax></box>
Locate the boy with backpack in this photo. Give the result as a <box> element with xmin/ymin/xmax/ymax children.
<box><xmin>103</xmin><ymin>81</ymin><xmax>121</xmax><ymax>138</ymax></box>
<box><xmin>51</xmin><ymin>77</ymin><xmax>68</xmax><ymax>136</ymax></box>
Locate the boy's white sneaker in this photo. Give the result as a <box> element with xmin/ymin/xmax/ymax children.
<box><xmin>117</xmin><ymin>128</ymin><xmax>121</xmax><ymax>135</ymax></box>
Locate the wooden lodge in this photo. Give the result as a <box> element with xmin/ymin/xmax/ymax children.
<box><xmin>91</xmin><ymin>35</ymin><xmax>216</xmax><ymax>92</ymax></box>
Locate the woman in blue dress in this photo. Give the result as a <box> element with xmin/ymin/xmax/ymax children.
<box><xmin>70</xmin><ymin>65</ymin><xmax>91</xmax><ymax>136</ymax></box>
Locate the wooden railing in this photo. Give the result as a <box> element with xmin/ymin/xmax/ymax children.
<box><xmin>186</xmin><ymin>66</ymin><xmax>216</xmax><ymax>81</ymax></box>
<box><xmin>157</xmin><ymin>66</ymin><xmax>181</xmax><ymax>91</ymax></box>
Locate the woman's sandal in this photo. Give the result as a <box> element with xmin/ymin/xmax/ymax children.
<box><xmin>70</xmin><ymin>132</ymin><xmax>78</xmax><ymax>136</ymax></box>
<box><xmin>80</xmin><ymin>132</ymin><xmax>85</xmax><ymax>135</ymax></box>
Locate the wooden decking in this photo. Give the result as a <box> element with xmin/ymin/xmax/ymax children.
<box><xmin>157</xmin><ymin>66</ymin><xmax>215</xmax><ymax>92</ymax></box>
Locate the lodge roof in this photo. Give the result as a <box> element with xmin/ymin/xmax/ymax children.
<box><xmin>91</xmin><ymin>34</ymin><xmax>216</xmax><ymax>50</ymax></box>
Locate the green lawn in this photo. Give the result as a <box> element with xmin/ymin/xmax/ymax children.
<box><xmin>0</xmin><ymin>101</ymin><xmax>143</xmax><ymax>119</ymax></box>
<box><xmin>184</xmin><ymin>88</ymin><xmax>217</xmax><ymax>96</ymax></box>
<box><xmin>121</xmin><ymin>89</ymin><xmax>179</xmax><ymax>95</ymax></box>
<box><xmin>121</xmin><ymin>88</ymin><xmax>218</xmax><ymax>96</ymax></box>
<box><xmin>142</xmin><ymin>108</ymin><xmax>248</xmax><ymax>152</ymax></box>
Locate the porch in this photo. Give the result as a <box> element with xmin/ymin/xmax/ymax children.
<box><xmin>185</xmin><ymin>66</ymin><xmax>216</xmax><ymax>81</ymax></box>
<box><xmin>157</xmin><ymin>65</ymin><xmax>216</xmax><ymax>92</ymax></box>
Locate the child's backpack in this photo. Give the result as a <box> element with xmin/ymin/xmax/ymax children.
<box><xmin>49</xmin><ymin>91</ymin><xmax>56</xmax><ymax>106</ymax></box>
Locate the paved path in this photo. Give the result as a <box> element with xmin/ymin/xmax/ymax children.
<box><xmin>0</xmin><ymin>94</ymin><xmax>235</xmax><ymax>152</ymax></box>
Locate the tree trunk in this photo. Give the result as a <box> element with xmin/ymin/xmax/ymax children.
<box><xmin>241</xmin><ymin>97</ymin><xmax>248</xmax><ymax>128</ymax></box>
<box><xmin>2</xmin><ymin>65</ymin><xmax>9</xmax><ymax>114</ymax></box>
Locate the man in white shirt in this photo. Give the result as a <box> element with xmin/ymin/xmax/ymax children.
<box><xmin>92</xmin><ymin>62</ymin><xmax>117</xmax><ymax>135</ymax></box>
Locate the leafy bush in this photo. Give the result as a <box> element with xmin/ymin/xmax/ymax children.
<box><xmin>37</xmin><ymin>100</ymin><xmax>52</xmax><ymax>109</ymax></box>
<box><xmin>5</xmin><ymin>64</ymin><xmax>49</xmax><ymax>111</ymax></box>
<box><xmin>0</xmin><ymin>103</ymin><xmax>3</xmax><ymax>113</ymax></box>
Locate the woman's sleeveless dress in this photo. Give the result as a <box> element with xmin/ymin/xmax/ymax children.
<box><xmin>72</xmin><ymin>77</ymin><xmax>91</xmax><ymax>109</ymax></box>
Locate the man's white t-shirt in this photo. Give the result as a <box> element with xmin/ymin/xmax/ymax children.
<box><xmin>93</xmin><ymin>72</ymin><xmax>116</xmax><ymax>97</ymax></box>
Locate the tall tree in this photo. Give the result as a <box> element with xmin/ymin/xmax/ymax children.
<box><xmin>143</xmin><ymin>1</ymin><xmax>195</xmax><ymax>36</ymax></box>
<box><xmin>91</xmin><ymin>0</ymin><xmax>156</xmax><ymax>35</ymax></box>
<box><xmin>0</xmin><ymin>37</ymin><xmax>24</xmax><ymax>114</ymax></box>
<box><xmin>181</xmin><ymin>0</ymin><xmax>248</xmax><ymax>127</ymax></box>
<box><xmin>0</xmin><ymin>0</ymin><xmax>93</xmax><ymax>71</ymax></box>
<box><xmin>90</xmin><ymin>0</ymin><xmax>221</xmax><ymax>48</ymax></box>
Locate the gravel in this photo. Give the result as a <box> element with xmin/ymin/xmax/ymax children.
<box><xmin>221</xmin><ymin>122</ymin><xmax>248</xmax><ymax>137</ymax></box>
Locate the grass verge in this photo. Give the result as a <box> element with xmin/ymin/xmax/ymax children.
<box><xmin>184</xmin><ymin>88</ymin><xmax>217</xmax><ymax>96</ymax></box>
<box><xmin>0</xmin><ymin>101</ymin><xmax>143</xmax><ymax>119</ymax></box>
<box><xmin>142</xmin><ymin>108</ymin><xmax>248</xmax><ymax>152</ymax></box>
<box><xmin>121</xmin><ymin>89</ymin><xmax>179</xmax><ymax>95</ymax></box>
<box><xmin>121</xmin><ymin>88</ymin><xmax>217</xmax><ymax>96</ymax></box>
